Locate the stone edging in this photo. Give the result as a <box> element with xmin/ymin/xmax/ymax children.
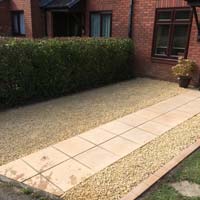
<box><xmin>120</xmin><ymin>139</ymin><xmax>200</xmax><ymax>200</ymax></box>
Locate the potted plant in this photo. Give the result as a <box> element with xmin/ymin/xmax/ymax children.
<box><xmin>172</xmin><ymin>57</ymin><xmax>196</xmax><ymax>88</ymax></box>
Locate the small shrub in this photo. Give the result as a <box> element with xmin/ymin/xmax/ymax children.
<box><xmin>21</xmin><ymin>188</ymin><xmax>33</xmax><ymax>195</ymax></box>
<box><xmin>172</xmin><ymin>56</ymin><xmax>196</xmax><ymax>78</ymax></box>
<box><xmin>0</xmin><ymin>38</ymin><xmax>133</xmax><ymax>107</ymax></box>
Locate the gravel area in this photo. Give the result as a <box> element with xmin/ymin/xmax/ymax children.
<box><xmin>63</xmin><ymin>113</ymin><xmax>200</xmax><ymax>200</ymax></box>
<box><xmin>0</xmin><ymin>78</ymin><xmax>184</xmax><ymax>166</ymax></box>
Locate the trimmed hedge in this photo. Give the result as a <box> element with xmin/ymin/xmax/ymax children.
<box><xmin>0</xmin><ymin>38</ymin><xmax>133</xmax><ymax>107</ymax></box>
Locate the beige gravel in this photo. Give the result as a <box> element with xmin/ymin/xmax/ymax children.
<box><xmin>63</xmin><ymin>114</ymin><xmax>200</xmax><ymax>200</ymax></box>
<box><xmin>0</xmin><ymin>78</ymin><xmax>184</xmax><ymax>166</ymax></box>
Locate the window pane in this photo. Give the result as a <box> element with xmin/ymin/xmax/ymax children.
<box><xmin>13</xmin><ymin>14</ymin><xmax>19</xmax><ymax>33</ymax></box>
<box><xmin>175</xmin><ymin>10</ymin><xmax>191</xmax><ymax>20</ymax></box>
<box><xmin>19</xmin><ymin>13</ymin><xmax>25</xmax><ymax>34</ymax></box>
<box><xmin>158</xmin><ymin>11</ymin><xmax>172</xmax><ymax>21</ymax></box>
<box><xmin>154</xmin><ymin>25</ymin><xmax>170</xmax><ymax>56</ymax></box>
<box><xmin>102</xmin><ymin>15</ymin><xmax>111</xmax><ymax>37</ymax></box>
<box><xmin>91</xmin><ymin>14</ymin><xmax>100</xmax><ymax>37</ymax></box>
<box><xmin>171</xmin><ymin>25</ymin><xmax>189</xmax><ymax>57</ymax></box>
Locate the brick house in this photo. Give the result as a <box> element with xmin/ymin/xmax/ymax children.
<box><xmin>0</xmin><ymin>0</ymin><xmax>200</xmax><ymax>85</ymax></box>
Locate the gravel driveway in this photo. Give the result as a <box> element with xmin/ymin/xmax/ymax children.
<box><xmin>0</xmin><ymin>78</ymin><xmax>184</xmax><ymax>166</ymax></box>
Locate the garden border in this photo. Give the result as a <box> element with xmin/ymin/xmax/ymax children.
<box><xmin>120</xmin><ymin>139</ymin><xmax>200</xmax><ymax>200</ymax></box>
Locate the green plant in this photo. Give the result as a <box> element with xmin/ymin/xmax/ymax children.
<box><xmin>0</xmin><ymin>38</ymin><xmax>133</xmax><ymax>107</ymax></box>
<box><xmin>38</xmin><ymin>197</ymin><xmax>48</xmax><ymax>200</ymax></box>
<box><xmin>172</xmin><ymin>57</ymin><xmax>196</xmax><ymax>78</ymax></box>
<box><xmin>21</xmin><ymin>188</ymin><xmax>33</xmax><ymax>195</ymax></box>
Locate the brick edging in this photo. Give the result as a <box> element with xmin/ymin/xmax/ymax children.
<box><xmin>120</xmin><ymin>140</ymin><xmax>200</xmax><ymax>200</ymax></box>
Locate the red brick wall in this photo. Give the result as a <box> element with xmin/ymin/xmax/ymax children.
<box><xmin>156</xmin><ymin>0</ymin><xmax>187</xmax><ymax>7</ymax></box>
<box><xmin>0</xmin><ymin>0</ymin><xmax>10</xmax><ymax>36</ymax></box>
<box><xmin>85</xmin><ymin>0</ymin><xmax>130</xmax><ymax>38</ymax></box>
<box><xmin>31</xmin><ymin>0</ymin><xmax>45</xmax><ymax>38</ymax></box>
<box><xmin>10</xmin><ymin>0</ymin><xmax>33</xmax><ymax>37</ymax></box>
<box><xmin>9</xmin><ymin>0</ymin><xmax>44</xmax><ymax>38</ymax></box>
<box><xmin>133</xmin><ymin>0</ymin><xmax>200</xmax><ymax>85</ymax></box>
<box><xmin>133</xmin><ymin>0</ymin><xmax>165</xmax><ymax>79</ymax></box>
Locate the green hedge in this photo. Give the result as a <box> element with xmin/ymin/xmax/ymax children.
<box><xmin>0</xmin><ymin>38</ymin><xmax>133</xmax><ymax>107</ymax></box>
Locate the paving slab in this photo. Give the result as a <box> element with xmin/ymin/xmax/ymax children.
<box><xmin>146</xmin><ymin>93</ymin><xmax>197</xmax><ymax>114</ymax></box>
<box><xmin>121</xmin><ymin>128</ymin><xmax>156</xmax><ymax>145</ymax></box>
<box><xmin>177</xmin><ymin>99</ymin><xmax>200</xmax><ymax>115</ymax></box>
<box><xmin>75</xmin><ymin>147</ymin><xmax>119</xmax><ymax>172</ymax></box>
<box><xmin>138</xmin><ymin>121</ymin><xmax>172</xmax><ymax>136</ymax></box>
<box><xmin>100</xmin><ymin>120</ymin><xmax>133</xmax><ymax>135</ymax></box>
<box><xmin>42</xmin><ymin>159</ymin><xmax>93</xmax><ymax>192</ymax></box>
<box><xmin>100</xmin><ymin>137</ymin><xmax>140</xmax><ymax>158</ymax></box>
<box><xmin>118</xmin><ymin>113</ymin><xmax>149</xmax><ymax>127</ymax></box>
<box><xmin>24</xmin><ymin>175</ymin><xmax>63</xmax><ymax>196</ymax></box>
<box><xmin>79</xmin><ymin>128</ymin><xmax>115</xmax><ymax>145</ymax></box>
<box><xmin>171</xmin><ymin>181</ymin><xmax>200</xmax><ymax>197</ymax></box>
<box><xmin>23</xmin><ymin>147</ymin><xmax>69</xmax><ymax>172</ymax></box>
<box><xmin>53</xmin><ymin>136</ymin><xmax>95</xmax><ymax>157</ymax></box>
<box><xmin>184</xmin><ymin>90</ymin><xmax>200</xmax><ymax>98</ymax></box>
<box><xmin>0</xmin><ymin>160</ymin><xmax>37</xmax><ymax>182</ymax></box>
<box><xmin>153</xmin><ymin>110</ymin><xmax>193</xmax><ymax>127</ymax></box>
<box><xmin>134</xmin><ymin>109</ymin><xmax>160</xmax><ymax>120</ymax></box>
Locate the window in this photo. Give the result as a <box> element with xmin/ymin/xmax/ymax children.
<box><xmin>12</xmin><ymin>11</ymin><xmax>25</xmax><ymax>36</ymax></box>
<box><xmin>152</xmin><ymin>8</ymin><xmax>192</xmax><ymax>59</ymax></box>
<box><xmin>90</xmin><ymin>12</ymin><xmax>112</xmax><ymax>37</ymax></box>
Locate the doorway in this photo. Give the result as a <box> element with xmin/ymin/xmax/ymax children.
<box><xmin>52</xmin><ymin>12</ymin><xmax>82</xmax><ymax>37</ymax></box>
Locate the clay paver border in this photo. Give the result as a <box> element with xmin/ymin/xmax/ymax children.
<box><xmin>120</xmin><ymin>139</ymin><xmax>200</xmax><ymax>200</ymax></box>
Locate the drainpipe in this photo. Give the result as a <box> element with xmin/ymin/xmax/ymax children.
<box><xmin>128</xmin><ymin>0</ymin><xmax>134</xmax><ymax>38</ymax></box>
<box><xmin>192</xmin><ymin>6</ymin><xmax>200</xmax><ymax>41</ymax></box>
<box><xmin>44</xmin><ymin>10</ymin><xmax>48</xmax><ymax>37</ymax></box>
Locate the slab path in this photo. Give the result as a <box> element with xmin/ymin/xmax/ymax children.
<box><xmin>1</xmin><ymin>90</ymin><xmax>200</xmax><ymax>197</ymax></box>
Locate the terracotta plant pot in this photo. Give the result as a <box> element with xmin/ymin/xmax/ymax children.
<box><xmin>178</xmin><ymin>76</ymin><xmax>192</xmax><ymax>88</ymax></box>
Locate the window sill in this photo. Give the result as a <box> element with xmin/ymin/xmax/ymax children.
<box><xmin>12</xmin><ymin>34</ymin><xmax>26</xmax><ymax>37</ymax></box>
<box><xmin>151</xmin><ymin>57</ymin><xmax>178</xmax><ymax>65</ymax></box>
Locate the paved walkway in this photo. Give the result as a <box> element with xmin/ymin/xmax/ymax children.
<box><xmin>0</xmin><ymin>90</ymin><xmax>200</xmax><ymax>197</ymax></box>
